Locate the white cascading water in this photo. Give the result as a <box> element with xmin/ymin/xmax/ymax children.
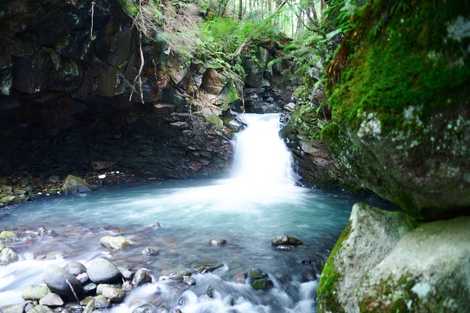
<box><xmin>231</xmin><ymin>113</ymin><xmax>296</xmax><ymax>187</ymax></box>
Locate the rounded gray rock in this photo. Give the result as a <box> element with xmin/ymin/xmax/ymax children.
<box><xmin>43</xmin><ymin>266</ymin><xmax>83</xmax><ymax>300</ymax></box>
<box><xmin>86</xmin><ymin>258</ymin><xmax>121</xmax><ymax>284</ymax></box>
<box><xmin>64</xmin><ymin>261</ymin><xmax>86</xmax><ymax>276</ymax></box>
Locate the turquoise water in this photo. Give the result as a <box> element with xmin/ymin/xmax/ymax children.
<box><xmin>0</xmin><ymin>114</ymin><xmax>376</xmax><ymax>312</ymax></box>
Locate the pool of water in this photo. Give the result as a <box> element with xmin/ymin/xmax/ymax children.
<box><xmin>0</xmin><ymin>114</ymin><xmax>373</xmax><ymax>312</ymax></box>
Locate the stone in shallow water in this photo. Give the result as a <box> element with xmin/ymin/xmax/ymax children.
<box><xmin>208</xmin><ymin>239</ymin><xmax>227</xmax><ymax>247</ymax></box>
<box><xmin>100</xmin><ymin>235</ymin><xmax>131</xmax><ymax>250</ymax></box>
<box><xmin>39</xmin><ymin>293</ymin><xmax>64</xmax><ymax>307</ymax></box>
<box><xmin>0</xmin><ymin>230</ymin><xmax>16</xmax><ymax>240</ymax></box>
<box><xmin>43</xmin><ymin>266</ymin><xmax>83</xmax><ymax>301</ymax></box>
<box><xmin>64</xmin><ymin>261</ymin><xmax>86</xmax><ymax>276</ymax></box>
<box><xmin>22</xmin><ymin>284</ymin><xmax>50</xmax><ymax>300</ymax></box>
<box><xmin>86</xmin><ymin>258</ymin><xmax>122</xmax><ymax>284</ymax></box>
<box><xmin>132</xmin><ymin>268</ymin><xmax>153</xmax><ymax>287</ymax></box>
<box><xmin>193</xmin><ymin>262</ymin><xmax>224</xmax><ymax>273</ymax></box>
<box><xmin>249</xmin><ymin>269</ymin><xmax>273</xmax><ymax>291</ymax></box>
<box><xmin>0</xmin><ymin>247</ymin><xmax>18</xmax><ymax>265</ymax></box>
<box><xmin>142</xmin><ymin>247</ymin><xmax>160</xmax><ymax>256</ymax></box>
<box><xmin>96</xmin><ymin>284</ymin><xmax>125</xmax><ymax>302</ymax></box>
<box><xmin>271</xmin><ymin>234</ymin><xmax>303</xmax><ymax>247</ymax></box>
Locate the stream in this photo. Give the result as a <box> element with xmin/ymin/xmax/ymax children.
<box><xmin>0</xmin><ymin>114</ymin><xmax>369</xmax><ymax>312</ymax></box>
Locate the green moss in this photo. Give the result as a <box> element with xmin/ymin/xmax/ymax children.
<box><xmin>359</xmin><ymin>274</ymin><xmax>417</xmax><ymax>313</ymax></box>
<box><xmin>317</xmin><ymin>223</ymin><xmax>352</xmax><ymax>313</ymax></box>
<box><xmin>326</xmin><ymin>0</ymin><xmax>470</xmax><ymax>132</ymax></box>
<box><xmin>117</xmin><ymin>0</ymin><xmax>138</xmax><ymax>16</ymax></box>
<box><xmin>205</xmin><ymin>114</ymin><xmax>224</xmax><ymax>130</ymax></box>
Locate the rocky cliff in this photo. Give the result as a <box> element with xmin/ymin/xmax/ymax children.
<box><xmin>308</xmin><ymin>1</ymin><xmax>470</xmax><ymax>312</ymax></box>
<box><xmin>0</xmin><ymin>0</ymin><xmax>239</xmax><ymax>205</ymax></box>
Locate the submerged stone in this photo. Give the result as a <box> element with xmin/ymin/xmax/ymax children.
<box><xmin>100</xmin><ymin>235</ymin><xmax>131</xmax><ymax>250</ymax></box>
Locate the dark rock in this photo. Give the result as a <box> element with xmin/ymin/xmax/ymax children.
<box><xmin>271</xmin><ymin>234</ymin><xmax>303</xmax><ymax>247</ymax></box>
<box><xmin>86</xmin><ymin>258</ymin><xmax>121</xmax><ymax>284</ymax></box>
<box><xmin>249</xmin><ymin>269</ymin><xmax>273</xmax><ymax>291</ymax></box>
<box><xmin>61</xmin><ymin>175</ymin><xmax>90</xmax><ymax>194</ymax></box>
<box><xmin>208</xmin><ymin>239</ymin><xmax>227</xmax><ymax>247</ymax></box>
<box><xmin>43</xmin><ymin>266</ymin><xmax>83</xmax><ymax>301</ymax></box>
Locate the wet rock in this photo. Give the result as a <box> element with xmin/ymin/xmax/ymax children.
<box><xmin>208</xmin><ymin>239</ymin><xmax>227</xmax><ymax>247</ymax></box>
<box><xmin>39</xmin><ymin>293</ymin><xmax>64</xmax><ymax>307</ymax></box>
<box><xmin>132</xmin><ymin>304</ymin><xmax>159</xmax><ymax>313</ymax></box>
<box><xmin>22</xmin><ymin>284</ymin><xmax>50</xmax><ymax>300</ymax></box>
<box><xmin>0</xmin><ymin>247</ymin><xmax>18</xmax><ymax>265</ymax></box>
<box><xmin>193</xmin><ymin>262</ymin><xmax>224</xmax><ymax>273</ymax></box>
<box><xmin>86</xmin><ymin>258</ymin><xmax>122</xmax><ymax>284</ymax></box>
<box><xmin>64</xmin><ymin>261</ymin><xmax>87</xmax><ymax>276</ymax></box>
<box><xmin>183</xmin><ymin>275</ymin><xmax>196</xmax><ymax>286</ymax></box>
<box><xmin>76</xmin><ymin>273</ymin><xmax>89</xmax><ymax>284</ymax></box>
<box><xmin>0</xmin><ymin>230</ymin><xmax>16</xmax><ymax>240</ymax></box>
<box><xmin>83</xmin><ymin>283</ymin><xmax>97</xmax><ymax>295</ymax></box>
<box><xmin>271</xmin><ymin>234</ymin><xmax>303</xmax><ymax>247</ymax></box>
<box><xmin>43</xmin><ymin>266</ymin><xmax>83</xmax><ymax>301</ymax></box>
<box><xmin>119</xmin><ymin>268</ymin><xmax>134</xmax><ymax>280</ymax></box>
<box><xmin>62</xmin><ymin>303</ymin><xmax>82</xmax><ymax>313</ymax></box>
<box><xmin>249</xmin><ymin>269</ymin><xmax>273</xmax><ymax>291</ymax></box>
<box><xmin>61</xmin><ymin>175</ymin><xmax>90</xmax><ymax>194</ymax></box>
<box><xmin>99</xmin><ymin>235</ymin><xmax>131</xmax><ymax>250</ymax></box>
<box><xmin>93</xmin><ymin>295</ymin><xmax>111</xmax><ymax>309</ymax></box>
<box><xmin>142</xmin><ymin>247</ymin><xmax>159</xmax><ymax>256</ymax></box>
<box><xmin>27</xmin><ymin>305</ymin><xmax>54</xmax><ymax>313</ymax></box>
<box><xmin>132</xmin><ymin>268</ymin><xmax>153</xmax><ymax>287</ymax></box>
<box><xmin>96</xmin><ymin>284</ymin><xmax>125</xmax><ymax>302</ymax></box>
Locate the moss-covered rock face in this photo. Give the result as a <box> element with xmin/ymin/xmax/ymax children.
<box><xmin>321</xmin><ymin>1</ymin><xmax>470</xmax><ymax>220</ymax></box>
<box><xmin>318</xmin><ymin>203</ymin><xmax>470</xmax><ymax>313</ymax></box>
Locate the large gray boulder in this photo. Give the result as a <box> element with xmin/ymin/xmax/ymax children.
<box><xmin>317</xmin><ymin>203</ymin><xmax>470</xmax><ymax>313</ymax></box>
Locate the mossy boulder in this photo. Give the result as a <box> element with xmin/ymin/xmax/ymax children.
<box><xmin>321</xmin><ymin>1</ymin><xmax>470</xmax><ymax>220</ymax></box>
<box><xmin>317</xmin><ymin>203</ymin><xmax>470</xmax><ymax>313</ymax></box>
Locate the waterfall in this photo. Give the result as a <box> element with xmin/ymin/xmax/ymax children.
<box><xmin>231</xmin><ymin>113</ymin><xmax>296</xmax><ymax>187</ymax></box>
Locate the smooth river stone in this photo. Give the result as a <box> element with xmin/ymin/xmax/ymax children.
<box><xmin>0</xmin><ymin>247</ymin><xmax>18</xmax><ymax>265</ymax></box>
<box><xmin>39</xmin><ymin>293</ymin><xmax>64</xmax><ymax>307</ymax></box>
<box><xmin>99</xmin><ymin>235</ymin><xmax>131</xmax><ymax>250</ymax></box>
<box><xmin>64</xmin><ymin>261</ymin><xmax>87</xmax><ymax>276</ymax></box>
<box><xmin>43</xmin><ymin>266</ymin><xmax>83</xmax><ymax>300</ymax></box>
<box><xmin>22</xmin><ymin>284</ymin><xmax>50</xmax><ymax>300</ymax></box>
<box><xmin>86</xmin><ymin>258</ymin><xmax>122</xmax><ymax>284</ymax></box>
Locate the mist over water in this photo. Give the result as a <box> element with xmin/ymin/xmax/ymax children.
<box><xmin>0</xmin><ymin>113</ymin><xmax>356</xmax><ymax>312</ymax></box>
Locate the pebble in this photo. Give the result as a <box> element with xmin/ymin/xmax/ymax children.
<box><xmin>0</xmin><ymin>247</ymin><xmax>19</xmax><ymax>265</ymax></box>
<box><xmin>132</xmin><ymin>268</ymin><xmax>153</xmax><ymax>287</ymax></box>
<box><xmin>208</xmin><ymin>239</ymin><xmax>227</xmax><ymax>247</ymax></box>
<box><xmin>22</xmin><ymin>284</ymin><xmax>50</xmax><ymax>300</ymax></box>
<box><xmin>39</xmin><ymin>293</ymin><xmax>64</xmax><ymax>307</ymax></box>
<box><xmin>64</xmin><ymin>261</ymin><xmax>87</xmax><ymax>276</ymax></box>
<box><xmin>99</xmin><ymin>235</ymin><xmax>131</xmax><ymax>250</ymax></box>
<box><xmin>142</xmin><ymin>247</ymin><xmax>160</xmax><ymax>256</ymax></box>
<box><xmin>96</xmin><ymin>284</ymin><xmax>125</xmax><ymax>302</ymax></box>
